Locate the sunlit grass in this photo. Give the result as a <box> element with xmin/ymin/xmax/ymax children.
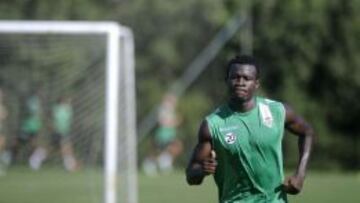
<box><xmin>0</xmin><ymin>167</ymin><xmax>359</xmax><ymax>203</ymax></box>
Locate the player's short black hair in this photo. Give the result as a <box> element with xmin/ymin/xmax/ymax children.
<box><xmin>226</xmin><ymin>55</ymin><xmax>260</xmax><ymax>79</ymax></box>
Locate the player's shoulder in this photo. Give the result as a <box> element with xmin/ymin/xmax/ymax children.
<box><xmin>207</xmin><ymin>104</ymin><xmax>228</xmax><ymax>116</ymax></box>
<box><xmin>205</xmin><ymin>104</ymin><xmax>229</xmax><ymax>123</ymax></box>
<box><xmin>257</xmin><ymin>96</ymin><xmax>283</xmax><ymax>105</ymax></box>
<box><xmin>257</xmin><ymin>97</ymin><xmax>287</xmax><ymax>124</ymax></box>
<box><xmin>257</xmin><ymin>96</ymin><xmax>285</xmax><ymax>111</ymax></box>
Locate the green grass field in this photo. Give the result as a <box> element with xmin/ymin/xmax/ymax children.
<box><xmin>0</xmin><ymin>167</ymin><xmax>359</xmax><ymax>203</ymax></box>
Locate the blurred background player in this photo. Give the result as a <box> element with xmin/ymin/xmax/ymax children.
<box><xmin>50</xmin><ymin>96</ymin><xmax>78</xmax><ymax>171</ymax></box>
<box><xmin>0</xmin><ymin>88</ymin><xmax>10</xmax><ymax>175</ymax></box>
<box><xmin>142</xmin><ymin>93</ymin><xmax>183</xmax><ymax>175</ymax></box>
<box><xmin>30</xmin><ymin>96</ymin><xmax>79</xmax><ymax>172</ymax></box>
<box><xmin>10</xmin><ymin>90</ymin><xmax>44</xmax><ymax>168</ymax></box>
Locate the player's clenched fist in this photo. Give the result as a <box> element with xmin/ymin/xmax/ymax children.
<box><xmin>202</xmin><ymin>150</ymin><xmax>217</xmax><ymax>175</ymax></box>
<box><xmin>283</xmin><ymin>175</ymin><xmax>304</xmax><ymax>195</ymax></box>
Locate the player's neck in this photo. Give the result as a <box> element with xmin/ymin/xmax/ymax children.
<box><xmin>228</xmin><ymin>97</ymin><xmax>256</xmax><ymax>113</ymax></box>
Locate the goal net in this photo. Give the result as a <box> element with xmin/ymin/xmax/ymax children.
<box><xmin>0</xmin><ymin>21</ymin><xmax>137</xmax><ymax>203</ymax></box>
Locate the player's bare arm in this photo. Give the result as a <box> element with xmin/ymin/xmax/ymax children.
<box><xmin>186</xmin><ymin>120</ymin><xmax>217</xmax><ymax>185</ymax></box>
<box><xmin>283</xmin><ymin>104</ymin><xmax>315</xmax><ymax>195</ymax></box>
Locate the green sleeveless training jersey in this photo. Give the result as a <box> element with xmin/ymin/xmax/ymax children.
<box><xmin>206</xmin><ymin>97</ymin><xmax>287</xmax><ymax>203</ymax></box>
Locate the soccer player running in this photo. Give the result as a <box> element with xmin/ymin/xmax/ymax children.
<box><xmin>186</xmin><ymin>55</ymin><xmax>314</xmax><ymax>202</ymax></box>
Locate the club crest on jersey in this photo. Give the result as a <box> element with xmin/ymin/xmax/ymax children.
<box><xmin>259</xmin><ymin>103</ymin><xmax>273</xmax><ymax>128</ymax></box>
<box><xmin>225</xmin><ymin>132</ymin><xmax>236</xmax><ymax>144</ymax></box>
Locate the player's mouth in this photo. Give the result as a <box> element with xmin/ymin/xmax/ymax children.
<box><xmin>235</xmin><ymin>88</ymin><xmax>247</xmax><ymax>94</ymax></box>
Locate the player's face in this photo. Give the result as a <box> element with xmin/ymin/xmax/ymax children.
<box><xmin>226</xmin><ymin>64</ymin><xmax>259</xmax><ymax>102</ymax></box>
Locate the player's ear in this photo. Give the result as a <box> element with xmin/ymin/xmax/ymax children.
<box><xmin>255</xmin><ymin>79</ymin><xmax>260</xmax><ymax>89</ymax></box>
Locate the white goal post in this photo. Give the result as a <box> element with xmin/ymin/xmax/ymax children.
<box><xmin>0</xmin><ymin>21</ymin><xmax>137</xmax><ymax>203</ymax></box>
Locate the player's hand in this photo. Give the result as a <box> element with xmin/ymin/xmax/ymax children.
<box><xmin>283</xmin><ymin>175</ymin><xmax>304</xmax><ymax>195</ymax></box>
<box><xmin>202</xmin><ymin>150</ymin><xmax>217</xmax><ymax>175</ymax></box>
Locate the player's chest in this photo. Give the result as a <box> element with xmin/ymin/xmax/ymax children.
<box><xmin>214</xmin><ymin>117</ymin><xmax>281</xmax><ymax>153</ymax></box>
